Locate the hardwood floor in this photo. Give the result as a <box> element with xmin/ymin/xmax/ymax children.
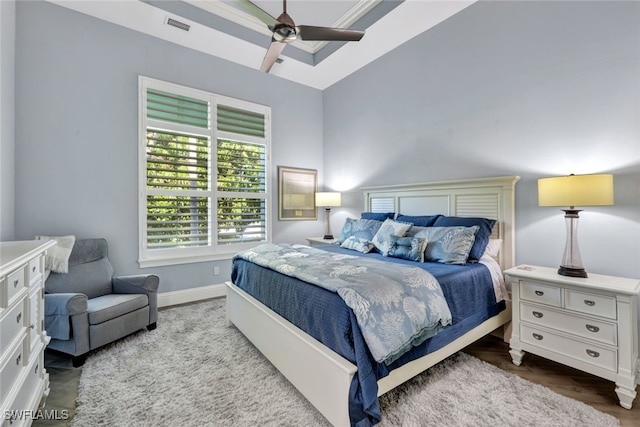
<box><xmin>464</xmin><ymin>334</ymin><xmax>640</xmax><ymax>427</ymax></box>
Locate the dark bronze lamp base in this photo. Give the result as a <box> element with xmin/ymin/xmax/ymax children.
<box><xmin>558</xmin><ymin>266</ymin><xmax>588</xmax><ymax>278</ymax></box>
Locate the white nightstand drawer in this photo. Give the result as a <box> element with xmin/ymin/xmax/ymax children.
<box><xmin>520</xmin><ymin>281</ymin><xmax>561</xmax><ymax>307</ymax></box>
<box><xmin>565</xmin><ymin>289</ymin><xmax>616</xmax><ymax>320</ymax></box>
<box><xmin>520</xmin><ymin>302</ymin><xmax>617</xmax><ymax>346</ymax></box>
<box><xmin>520</xmin><ymin>324</ymin><xmax>617</xmax><ymax>372</ymax></box>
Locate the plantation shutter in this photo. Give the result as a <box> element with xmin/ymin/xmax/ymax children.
<box><xmin>140</xmin><ymin>77</ymin><xmax>270</xmax><ymax>265</ymax></box>
<box><xmin>216</xmin><ymin>105</ymin><xmax>267</xmax><ymax>245</ymax></box>
<box><xmin>145</xmin><ymin>88</ymin><xmax>211</xmax><ymax>250</ymax></box>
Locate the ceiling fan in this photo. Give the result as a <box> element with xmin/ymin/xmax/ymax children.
<box><xmin>237</xmin><ymin>0</ymin><xmax>365</xmax><ymax>73</ymax></box>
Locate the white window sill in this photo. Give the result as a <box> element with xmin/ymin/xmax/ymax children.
<box><xmin>138</xmin><ymin>252</ymin><xmax>236</xmax><ymax>268</ymax></box>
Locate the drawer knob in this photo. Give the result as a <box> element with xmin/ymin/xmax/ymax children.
<box><xmin>532</xmin><ymin>311</ymin><xmax>543</xmax><ymax>318</ymax></box>
<box><xmin>13</xmin><ymin>279</ymin><xmax>19</xmax><ymax>288</ymax></box>
<box><xmin>32</xmin><ymin>265</ymin><xmax>37</xmax><ymax>273</ymax></box>
<box><xmin>586</xmin><ymin>324</ymin><xmax>600</xmax><ymax>333</ymax></box>
<box><xmin>16</xmin><ymin>353</ymin><xmax>21</xmax><ymax>365</ymax></box>
<box><xmin>586</xmin><ymin>349</ymin><xmax>600</xmax><ymax>358</ymax></box>
<box><xmin>35</xmin><ymin>363</ymin><xmax>39</xmax><ymax>374</ymax></box>
<box><xmin>584</xmin><ymin>299</ymin><xmax>595</xmax><ymax>307</ymax></box>
<box><xmin>534</xmin><ymin>290</ymin><xmax>544</xmax><ymax>296</ymax></box>
<box><xmin>16</xmin><ymin>312</ymin><xmax>22</xmax><ymax>323</ymax></box>
<box><xmin>532</xmin><ymin>333</ymin><xmax>544</xmax><ymax>341</ymax></box>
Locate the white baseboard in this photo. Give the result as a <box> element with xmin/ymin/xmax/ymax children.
<box><xmin>158</xmin><ymin>283</ymin><xmax>226</xmax><ymax>308</ymax></box>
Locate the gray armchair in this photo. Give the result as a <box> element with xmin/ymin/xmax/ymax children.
<box><xmin>44</xmin><ymin>238</ymin><xmax>158</xmax><ymax>367</ymax></box>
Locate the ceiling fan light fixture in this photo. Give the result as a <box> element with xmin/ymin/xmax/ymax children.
<box><xmin>273</xmin><ymin>24</ymin><xmax>297</xmax><ymax>43</ymax></box>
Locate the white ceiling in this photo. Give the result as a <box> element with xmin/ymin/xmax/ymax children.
<box><xmin>48</xmin><ymin>0</ymin><xmax>476</xmax><ymax>90</ymax></box>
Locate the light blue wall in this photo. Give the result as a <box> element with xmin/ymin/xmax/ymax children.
<box><xmin>13</xmin><ymin>1</ymin><xmax>325</xmax><ymax>292</ymax></box>
<box><xmin>0</xmin><ymin>0</ymin><xmax>16</xmax><ymax>241</ymax></box>
<box><xmin>323</xmin><ymin>1</ymin><xmax>640</xmax><ymax>278</ymax></box>
<box><xmin>8</xmin><ymin>1</ymin><xmax>640</xmax><ymax>293</ymax></box>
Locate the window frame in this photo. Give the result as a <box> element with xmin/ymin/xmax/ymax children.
<box><xmin>138</xmin><ymin>76</ymin><xmax>271</xmax><ymax>268</ymax></box>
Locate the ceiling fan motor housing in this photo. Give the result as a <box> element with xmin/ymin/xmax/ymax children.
<box><xmin>273</xmin><ymin>13</ymin><xmax>297</xmax><ymax>42</ymax></box>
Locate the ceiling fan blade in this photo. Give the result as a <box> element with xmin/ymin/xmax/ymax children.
<box><xmin>297</xmin><ymin>26</ymin><xmax>365</xmax><ymax>42</ymax></box>
<box><xmin>260</xmin><ymin>40</ymin><xmax>286</xmax><ymax>73</ymax></box>
<box><xmin>236</xmin><ymin>0</ymin><xmax>278</xmax><ymax>29</ymax></box>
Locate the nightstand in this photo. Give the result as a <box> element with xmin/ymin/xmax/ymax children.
<box><xmin>305</xmin><ymin>237</ymin><xmax>338</xmax><ymax>247</ymax></box>
<box><xmin>505</xmin><ymin>265</ymin><xmax>640</xmax><ymax>409</ymax></box>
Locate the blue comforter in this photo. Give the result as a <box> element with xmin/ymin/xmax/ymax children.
<box><xmin>230</xmin><ymin>244</ymin><xmax>505</xmax><ymax>426</ymax></box>
<box><xmin>234</xmin><ymin>243</ymin><xmax>452</xmax><ymax>365</ymax></box>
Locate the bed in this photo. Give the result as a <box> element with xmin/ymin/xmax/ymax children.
<box><xmin>226</xmin><ymin>176</ymin><xmax>520</xmax><ymax>426</ymax></box>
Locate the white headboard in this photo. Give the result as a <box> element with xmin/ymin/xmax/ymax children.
<box><xmin>362</xmin><ymin>176</ymin><xmax>520</xmax><ymax>270</ymax></box>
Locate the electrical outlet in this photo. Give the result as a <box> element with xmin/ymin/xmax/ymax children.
<box><xmin>213</xmin><ymin>266</ymin><xmax>220</xmax><ymax>276</ymax></box>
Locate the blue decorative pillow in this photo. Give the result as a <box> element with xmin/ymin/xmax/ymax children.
<box><xmin>413</xmin><ymin>226</ymin><xmax>479</xmax><ymax>265</ymax></box>
<box><xmin>396</xmin><ymin>214</ymin><xmax>441</xmax><ymax>227</ymax></box>
<box><xmin>371</xmin><ymin>218</ymin><xmax>413</xmax><ymax>255</ymax></box>
<box><xmin>433</xmin><ymin>216</ymin><xmax>496</xmax><ymax>262</ymax></box>
<box><xmin>361</xmin><ymin>212</ymin><xmax>395</xmax><ymax>221</ymax></box>
<box><xmin>336</xmin><ymin>218</ymin><xmax>383</xmax><ymax>244</ymax></box>
<box><xmin>386</xmin><ymin>235</ymin><xmax>428</xmax><ymax>262</ymax></box>
<box><xmin>340</xmin><ymin>236</ymin><xmax>375</xmax><ymax>253</ymax></box>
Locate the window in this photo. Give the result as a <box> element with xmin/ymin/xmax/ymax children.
<box><xmin>139</xmin><ymin>77</ymin><xmax>270</xmax><ymax>267</ymax></box>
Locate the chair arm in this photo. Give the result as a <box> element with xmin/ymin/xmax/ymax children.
<box><xmin>45</xmin><ymin>293</ymin><xmax>88</xmax><ymax>316</ymax></box>
<box><xmin>112</xmin><ymin>274</ymin><xmax>159</xmax><ymax>294</ymax></box>
<box><xmin>44</xmin><ymin>293</ymin><xmax>88</xmax><ymax>340</ymax></box>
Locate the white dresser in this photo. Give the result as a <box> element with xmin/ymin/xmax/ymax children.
<box><xmin>1</xmin><ymin>240</ymin><xmax>55</xmax><ymax>426</ymax></box>
<box><xmin>505</xmin><ymin>265</ymin><xmax>640</xmax><ymax>409</ymax></box>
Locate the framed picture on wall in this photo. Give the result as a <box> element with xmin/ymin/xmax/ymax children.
<box><xmin>278</xmin><ymin>166</ymin><xmax>317</xmax><ymax>220</ymax></box>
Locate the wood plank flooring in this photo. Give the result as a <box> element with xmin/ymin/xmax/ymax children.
<box><xmin>464</xmin><ymin>334</ymin><xmax>640</xmax><ymax>427</ymax></box>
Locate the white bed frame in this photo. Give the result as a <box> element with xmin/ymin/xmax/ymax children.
<box><xmin>226</xmin><ymin>176</ymin><xmax>520</xmax><ymax>426</ymax></box>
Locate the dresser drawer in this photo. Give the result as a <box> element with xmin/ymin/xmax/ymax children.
<box><xmin>565</xmin><ymin>289</ymin><xmax>616</xmax><ymax>320</ymax></box>
<box><xmin>6</xmin><ymin>266</ymin><xmax>26</xmax><ymax>307</ymax></box>
<box><xmin>1</xmin><ymin>300</ymin><xmax>27</xmax><ymax>351</ymax></box>
<box><xmin>27</xmin><ymin>255</ymin><xmax>43</xmax><ymax>284</ymax></box>
<box><xmin>520</xmin><ymin>302</ymin><xmax>617</xmax><ymax>346</ymax></box>
<box><xmin>521</xmin><ymin>324</ymin><xmax>617</xmax><ymax>372</ymax></box>
<box><xmin>7</xmin><ymin>352</ymin><xmax>45</xmax><ymax>413</ymax></box>
<box><xmin>0</xmin><ymin>337</ymin><xmax>27</xmax><ymax>403</ymax></box>
<box><xmin>29</xmin><ymin>291</ymin><xmax>40</xmax><ymax>354</ymax></box>
<box><xmin>520</xmin><ymin>281</ymin><xmax>562</xmax><ymax>307</ymax></box>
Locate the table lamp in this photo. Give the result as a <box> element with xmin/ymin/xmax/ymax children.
<box><xmin>315</xmin><ymin>192</ymin><xmax>341</xmax><ymax>240</ymax></box>
<box><xmin>538</xmin><ymin>173</ymin><xmax>614</xmax><ymax>278</ymax></box>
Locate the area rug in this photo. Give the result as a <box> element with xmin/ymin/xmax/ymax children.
<box><xmin>72</xmin><ymin>299</ymin><xmax>619</xmax><ymax>427</ymax></box>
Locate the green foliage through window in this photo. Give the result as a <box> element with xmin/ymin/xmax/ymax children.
<box><xmin>140</xmin><ymin>77</ymin><xmax>270</xmax><ymax>260</ymax></box>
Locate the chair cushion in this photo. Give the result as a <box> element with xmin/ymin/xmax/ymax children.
<box><xmin>68</xmin><ymin>238</ymin><xmax>108</xmax><ymax>266</ymax></box>
<box><xmin>46</xmin><ymin>256</ymin><xmax>114</xmax><ymax>299</ymax></box>
<box><xmin>87</xmin><ymin>294</ymin><xmax>149</xmax><ymax>325</ymax></box>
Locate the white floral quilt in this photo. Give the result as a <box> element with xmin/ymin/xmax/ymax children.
<box><xmin>234</xmin><ymin>243</ymin><xmax>452</xmax><ymax>364</ymax></box>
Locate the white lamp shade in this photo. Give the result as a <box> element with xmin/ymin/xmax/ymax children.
<box><xmin>538</xmin><ymin>174</ymin><xmax>614</xmax><ymax>207</ymax></box>
<box><xmin>315</xmin><ymin>192</ymin><xmax>341</xmax><ymax>207</ymax></box>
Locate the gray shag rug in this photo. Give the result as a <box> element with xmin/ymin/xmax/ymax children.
<box><xmin>73</xmin><ymin>299</ymin><xmax>619</xmax><ymax>427</ymax></box>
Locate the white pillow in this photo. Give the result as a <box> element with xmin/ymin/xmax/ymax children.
<box><xmin>35</xmin><ymin>235</ymin><xmax>76</xmax><ymax>273</ymax></box>
<box><xmin>371</xmin><ymin>218</ymin><xmax>413</xmax><ymax>255</ymax></box>
<box><xmin>483</xmin><ymin>238</ymin><xmax>502</xmax><ymax>260</ymax></box>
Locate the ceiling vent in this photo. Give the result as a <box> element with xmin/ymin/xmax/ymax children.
<box><xmin>166</xmin><ymin>17</ymin><xmax>191</xmax><ymax>32</ymax></box>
